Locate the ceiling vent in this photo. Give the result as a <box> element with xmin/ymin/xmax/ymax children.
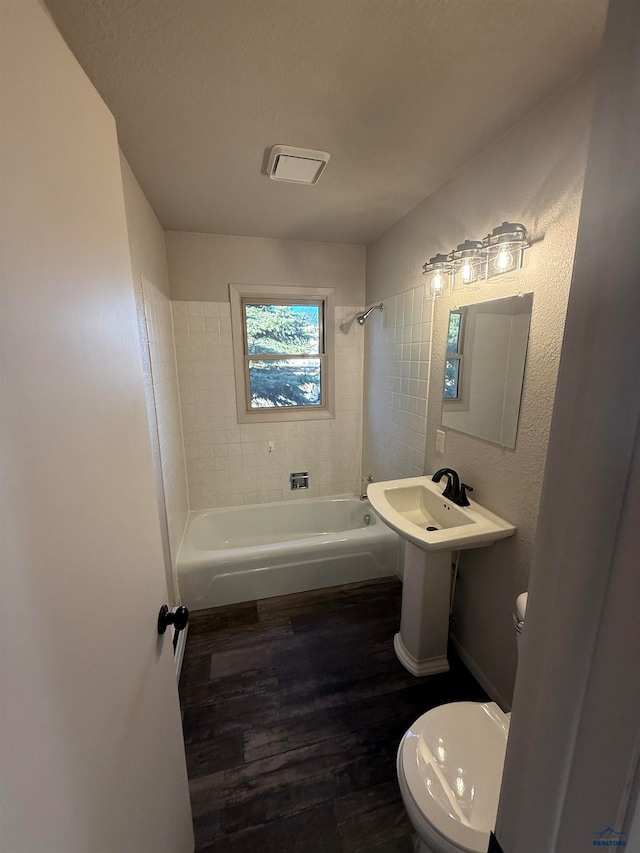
<box><xmin>267</xmin><ymin>145</ymin><xmax>330</xmax><ymax>185</ymax></box>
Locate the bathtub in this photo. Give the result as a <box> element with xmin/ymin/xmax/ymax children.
<box><xmin>177</xmin><ymin>496</ymin><xmax>400</xmax><ymax>610</ymax></box>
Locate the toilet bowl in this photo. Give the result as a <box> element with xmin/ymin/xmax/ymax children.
<box><xmin>397</xmin><ymin>593</ymin><xmax>527</xmax><ymax>852</ymax></box>
<box><xmin>397</xmin><ymin>701</ymin><xmax>509</xmax><ymax>853</ymax></box>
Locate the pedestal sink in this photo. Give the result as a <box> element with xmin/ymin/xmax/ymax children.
<box><xmin>367</xmin><ymin>476</ymin><xmax>516</xmax><ymax>676</ymax></box>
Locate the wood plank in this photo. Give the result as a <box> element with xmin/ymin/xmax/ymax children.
<box><xmin>196</xmin><ymin>803</ymin><xmax>343</xmax><ymax>853</ymax></box>
<box><xmin>333</xmin><ymin>781</ymin><xmax>414</xmax><ymax>853</ymax></box>
<box><xmin>189</xmin><ymin>600</ymin><xmax>259</xmax><ymax>635</ymax></box>
<box><xmin>179</xmin><ymin>577</ymin><xmax>489</xmax><ymax>851</ymax></box>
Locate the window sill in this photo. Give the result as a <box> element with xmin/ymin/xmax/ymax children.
<box><xmin>236</xmin><ymin>406</ymin><xmax>335</xmax><ymax>425</ymax></box>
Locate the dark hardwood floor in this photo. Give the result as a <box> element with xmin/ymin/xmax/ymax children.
<box><xmin>178</xmin><ymin>577</ymin><xmax>488</xmax><ymax>852</ymax></box>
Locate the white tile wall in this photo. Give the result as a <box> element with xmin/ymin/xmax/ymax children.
<box><xmin>141</xmin><ymin>278</ymin><xmax>190</xmax><ymax>570</ymax></box>
<box><xmin>173</xmin><ymin>301</ymin><xmax>364</xmax><ymax>510</ymax></box>
<box><xmin>362</xmin><ymin>284</ymin><xmax>433</xmax><ymax>482</ymax></box>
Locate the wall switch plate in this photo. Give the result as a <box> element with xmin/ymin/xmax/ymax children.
<box><xmin>268</xmin><ymin>440</ymin><xmax>275</xmax><ymax>453</ymax></box>
<box><xmin>436</xmin><ymin>429</ymin><xmax>446</xmax><ymax>454</ymax></box>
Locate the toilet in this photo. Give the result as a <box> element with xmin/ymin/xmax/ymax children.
<box><xmin>397</xmin><ymin>593</ymin><xmax>528</xmax><ymax>853</ymax></box>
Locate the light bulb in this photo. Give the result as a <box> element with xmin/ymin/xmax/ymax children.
<box><xmin>495</xmin><ymin>247</ymin><xmax>513</xmax><ymax>272</ymax></box>
<box><xmin>461</xmin><ymin>261</ymin><xmax>473</xmax><ymax>283</ymax></box>
<box><xmin>431</xmin><ymin>271</ymin><xmax>444</xmax><ymax>296</ymax></box>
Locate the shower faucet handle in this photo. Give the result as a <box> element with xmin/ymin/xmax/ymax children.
<box><xmin>360</xmin><ymin>474</ymin><xmax>374</xmax><ymax>500</ymax></box>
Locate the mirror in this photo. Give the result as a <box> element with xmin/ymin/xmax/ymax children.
<box><xmin>442</xmin><ymin>293</ymin><xmax>533</xmax><ymax>449</ymax></box>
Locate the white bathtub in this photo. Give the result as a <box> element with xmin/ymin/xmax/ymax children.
<box><xmin>177</xmin><ymin>496</ymin><xmax>400</xmax><ymax>610</ymax></box>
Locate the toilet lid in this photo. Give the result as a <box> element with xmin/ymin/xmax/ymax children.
<box><xmin>400</xmin><ymin>702</ymin><xmax>509</xmax><ymax>853</ymax></box>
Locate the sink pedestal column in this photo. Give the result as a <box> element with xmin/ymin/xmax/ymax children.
<box><xmin>394</xmin><ymin>542</ymin><xmax>451</xmax><ymax>676</ymax></box>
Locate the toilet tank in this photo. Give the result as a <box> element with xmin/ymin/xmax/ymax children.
<box><xmin>514</xmin><ymin>592</ymin><xmax>528</xmax><ymax>656</ymax></box>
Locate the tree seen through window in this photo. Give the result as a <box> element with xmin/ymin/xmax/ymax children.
<box><xmin>244</xmin><ymin>303</ymin><xmax>323</xmax><ymax>408</ymax></box>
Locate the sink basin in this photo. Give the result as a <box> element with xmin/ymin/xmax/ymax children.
<box><xmin>367</xmin><ymin>476</ymin><xmax>515</xmax><ymax>551</ymax></box>
<box><xmin>367</xmin><ymin>475</ymin><xmax>516</xmax><ymax>677</ymax></box>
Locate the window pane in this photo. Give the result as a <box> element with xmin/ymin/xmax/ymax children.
<box><xmin>444</xmin><ymin>358</ymin><xmax>460</xmax><ymax>399</ymax></box>
<box><xmin>245</xmin><ymin>303</ymin><xmax>320</xmax><ymax>355</ymax></box>
<box><xmin>447</xmin><ymin>312</ymin><xmax>462</xmax><ymax>354</ymax></box>
<box><xmin>248</xmin><ymin>358</ymin><xmax>321</xmax><ymax>408</ymax></box>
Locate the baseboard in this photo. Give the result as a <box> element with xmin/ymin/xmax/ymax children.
<box><xmin>173</xmin><ymin>621</ymin><xmax>188</xmax><ymax>683</ymax></box>
<box><xmin>450</xmin><ymin>634</ymin><xmax>511</xmax><ymax>711</ymax></box>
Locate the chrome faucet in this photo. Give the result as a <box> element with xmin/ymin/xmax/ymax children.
<box><xmin>432</xmin><ymin>468</ymin><xmax>474</xmax><ymax>507</ymax></box>
<box><xmin>360</xmin><ymin>474</ymin><xmax>374</xmax><ymax>500</ymax></box>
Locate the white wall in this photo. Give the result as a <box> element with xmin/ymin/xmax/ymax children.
<box><xmin>165</xmin><ymin>232</ymin><xmax>366</xmax><ymax>509</ymax></box>
<box><xmin>0</xmin><ymin>2</ymin><xmax>194</xmax><ymax>848</ymax></box>
<box><xmin>140</xmin><ymin>278</ymin><xmax>190</xmax><ymax>591</ymax></box>
<box><xmin>120</xmin><ymin>156</ymin><xmax>189</xmax><ymax>603</ymax></box>
<box><xmin>364</xmin><ymin>73</ymin><xmax>595</xmax><ymax>705</ymax></box>
<box><xmin>166</xmin><ymin>231</ymin><xmax>365</xmax><ymax>305</ymax></box>
<box><xmin>497</xmin><ymin>0</ymin><xmax>640</xmax><ymax>843</ymax></box>
<box><xmin>120</xmin><ymin>155</ymin><xmax>172</xmax><ymax>299</ymax></box>
<box><xmin>173</xmin><ymin>300</ymin><xmax>364</xmax><ymax>509</ymax></box>
<box><xmin>362</xmin><ymin>284</ymin><xmax>433</xmax><ymax>482</ymax></box>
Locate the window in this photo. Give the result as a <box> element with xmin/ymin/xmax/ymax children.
<box><xmin>230</xmin><ymin>283</ymin><xmax>335</xmax><ymax>423</ymax></box>
<box><xmin>445</xmin><ymin>309</ymin><xmax>464</xmax><ymax>400</ymax></box>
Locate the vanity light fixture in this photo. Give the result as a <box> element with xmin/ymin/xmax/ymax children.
<box><xmin>422</xmin><ymin>222</ymin><xmax>530</xmax><ymax>295</ymax></box>
<box><xmin>449</xmin><ymin>239</ymin><xmax>485</xmax><ymax>291</ymax></box>
<box><xmin>422</xmin><ymin>253</ymin><xmax>453</xmax><ymax>298</ymax></box>
<box><xmin>482</xmin><ymin>222</ymin><xmax>529</xmax><ymax>280</ymax></box>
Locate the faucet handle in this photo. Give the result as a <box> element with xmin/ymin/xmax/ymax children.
<box><xmin>458</xmin><ymin>483</ymin><xmax>474</xmax><ymax>507</ymax></box>
<box><xmin>444</xmin><ymin>475</ymin><xmax>459</xmax><ymax>501</ymax></box>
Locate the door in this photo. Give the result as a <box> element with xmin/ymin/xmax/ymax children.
<box><xmin>0</xmin><ymin>2</ymin><xmax>194</xmax><ymax>851</ymax></box>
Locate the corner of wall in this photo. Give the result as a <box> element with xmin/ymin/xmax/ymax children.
<box><xmin>120</xmin><ymin>154</ymin><xmax>190</xmax><ymax>604</ymax></box>
<box><xmin>362</xmin><ymin>73</ymin><xmax>595</xmax><ymax>705</ymax></box>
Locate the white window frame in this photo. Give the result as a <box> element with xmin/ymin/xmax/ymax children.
<box><xmin>229</xmin><ymin>283</ymin><xmax>335</xmax><ymax>424</ymax></box>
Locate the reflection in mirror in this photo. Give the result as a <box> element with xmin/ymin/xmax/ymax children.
<box><xmin>442</xmin><ymin>293</ymin><xmax>533</xmax><ymax>449</ymax></box>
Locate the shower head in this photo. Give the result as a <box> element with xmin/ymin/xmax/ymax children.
<box><xmin>356</xmin><ymin>303</ymin><xmax>384</xmax><ymax>325</ymax></box>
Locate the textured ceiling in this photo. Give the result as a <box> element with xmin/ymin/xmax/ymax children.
<box><xmin>45</xmin><ymin>0</ymin><xmax>607</xmax><ymax>244</ymax></box>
